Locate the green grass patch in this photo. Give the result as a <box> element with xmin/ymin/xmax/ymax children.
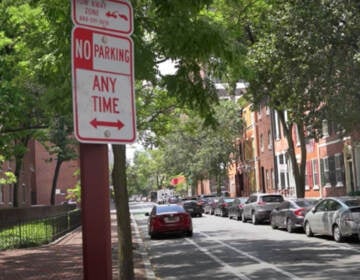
<box><xmin>0</xmin><ymin>221</ymin><xmax>53</xmax><ymax>250</ymax></box>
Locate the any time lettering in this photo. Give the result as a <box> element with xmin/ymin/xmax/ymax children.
<box><xmin>91</xmin><ymin>74</ymin><xmax>119</xmax><ymax>113</ymax></box>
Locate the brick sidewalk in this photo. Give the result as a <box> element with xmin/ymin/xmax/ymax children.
<box><xmin>0</xmin><ymin>212</ymin><xmax>151</xmax><ymax>280</ymax></box>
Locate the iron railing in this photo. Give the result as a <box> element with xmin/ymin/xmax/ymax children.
<box><xmin>0</xmin><ymin>209</ymin><xmax>81</xmax><ymax>250</ymax></box>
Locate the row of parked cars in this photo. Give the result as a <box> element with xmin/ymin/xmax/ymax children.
<box><xmin>145</xmin><ymin>192</ymin><xmax>360</xmax><ymax>242</ymax></box>
<box><xmin>203</xmin><ymin>193</ymin><xmax>360</xmax><ymax>243</ymax></box>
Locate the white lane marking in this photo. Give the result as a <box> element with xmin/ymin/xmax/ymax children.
<box><xmin>198</xmin><ymin>232</ymin><xmax>302</xmax><ymax>280</ymax></box>
<box><xmin>186</xmin><ymin>237</ymin><xmax>251</xmax><ymax>280</ymax></box>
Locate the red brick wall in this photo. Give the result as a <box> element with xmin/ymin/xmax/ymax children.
<box><xmin>34</xmin><ymin>141</ymin><xmax>79</xmax><ymax>205</ymax></box>
<box><xmin>0</xmin><ymin>140</ymin><xmax>79</xmax><ymax>208</ymax></box>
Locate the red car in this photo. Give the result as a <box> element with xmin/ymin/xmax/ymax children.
<box><xmin>145</xmin><ymin>204</ymin><xmax>193</xmax><ymax>239</ymax></box>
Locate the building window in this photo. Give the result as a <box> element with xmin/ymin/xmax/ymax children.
<box><xmin>22</xmin><ymin>184</ymin><xmax>26</xmax><ymax>203</ymax></box>
<box><xmin>8</xmin><ymin>185</ymin><xmax>13</xmax><ymax>205</ymax></box>
<box><xmin>274</xmin><ymin>111</ymin><xmax>281</xmax><ymax>140</ymax></box>
<box><xmin>312</xmin><ymin>159</ymin><xmax>319</xmax><ymax>187</ymax></box>
<box><xmin>268</xmin><ymin>130</ymin><xmax>272</xmax><ymax>150</ymax></box>
<box><xmin>335</xmin><ymin>154</ymin><xmax>344</xmax><ymax>187</ymax></box>
<box><xmin>321</xmin><ymin>157</ymin><xmax>330</xmax><ymax>186</ymax></box>
<box><xmin>277</xmin><ymin>154</ymin><xmax>288</xmax><ymax>189</ymax></box>
<box><xmin>305</xmin><ymin>161</ymin><xmax>311</xmax><ymax>189</ymax></box>
<box><xmin>279</xmin><ymin>154</ymin><xmax>284</xmax><ymax>164</ymax></box>
<box><xmin>280</xmin><ymin>173</ymin><xmax>286</xmax><ymax>188</ymax></box>
<box><xmin>266</xmin><ymin>105</ymin><xmax>270</xmax><ymax>115</ymax></box>
<box><xmin>322</xmin><ymin>120</ymin><xmax>329</xmax><ymax>137</ymax></box>
<box><xmin>258</xmin><ymin>104</ymin><xmax>262</xmax><ymax>119</ymax></box>
<box><xmin>260</xmin><ymin>134</ymin><xmax>264</xmax><ymax>152</ymax></box>
<box><xmin>295</xmin><ymin>125</ymin><xmax>300</xmax><ymax>146</ymax></box>
<box><xmin>321</xmin><ymin>156</ymin><xmax>338</xmax><ymax>187</ymax></box>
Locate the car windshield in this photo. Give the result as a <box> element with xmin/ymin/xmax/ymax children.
<box><xmin>262</xmin><ymin>195</ymin><xmax>283</xmax><ymax>203</ymax></box>
<box><xmin>157</xmin><ymin>205</ymin><xmax>185</xmax><ymax>214</ymax></box>
<box><xmin>295</xmin><ymin>199</ymin><xmax>318</xmax><ymax>207</ymax></box>
<box><xmin>344</xmin><ymin>199</ymin><xmax>360</xmax><ymax>207</ymax></box>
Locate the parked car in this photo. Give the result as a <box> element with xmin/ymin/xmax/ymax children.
<box><xmin>270</xmin><ymin>198</ymin><xmax>318</xmax><ymax>232</ymax></box>
<box><xmin>197</xmin><ymin>197</ymin><xmax>210</xmax><ymax>207</ymax></box>
<box><xmin>145</xmin><ymin>204</ymin><xmax>193</xmax><ymax>239</ymax></box>
<box><xmin>181</xmin><ymin>198</ymin><xmax>204</xmax><ymax>217</ymax></box>
<box><xmin>214</xmin><ymin>197</ymin><xmax>235</xmax><ymax>217</ymax></box>
<box><xmin>228</xmin><ymin>197</ymin><xmax>248</xmax><ymax>221</ymax></box>
<box><xmin>203</xmin><ymin>197</ymin><xmax>220</xmax><ymax>215</ymax></box>
<box><xmin>242</xmin><ymin>193</ymin><xmax>284</xmax><ymax>224</ymax></box>
<box><xmin>303</xmin><ymin>196</ymin><xmax>360</xmax><ymax>242</ymax></box>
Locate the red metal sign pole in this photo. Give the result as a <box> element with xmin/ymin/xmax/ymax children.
<box><xmin>80</xmin><ymin>143</ymin><xmax>112</xmax><ymax>280</ymax></box>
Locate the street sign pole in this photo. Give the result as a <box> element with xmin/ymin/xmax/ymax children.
<box><xmin>80</xmin><ymin>144</ymin><xmax>112</xmax><ymax>280</ymax></box>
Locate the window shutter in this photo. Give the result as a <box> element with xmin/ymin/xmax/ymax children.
<box><xmin>320</xmin><ymin>159</ymin><xmax>325</xmax><ymax>186</ymax></box>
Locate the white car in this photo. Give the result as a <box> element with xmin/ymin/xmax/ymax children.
<box><xmin>304</xmin><ymin>196</ymin><xmax>360</xmax><ymax>242</ymax></box>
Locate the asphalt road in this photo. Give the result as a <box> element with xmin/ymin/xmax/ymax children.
<box><xmin>131</xmin><ymin>202</ymin><xmax>360</xmax><ymax>280</ymax></box>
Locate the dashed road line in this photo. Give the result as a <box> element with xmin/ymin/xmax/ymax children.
<box><xmin>186</xmin><ymin>231</ymin><xmax>302</xmax><ymax>280</ymax></box>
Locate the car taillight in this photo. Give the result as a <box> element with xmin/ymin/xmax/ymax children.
<box><xmin>294</xmin><ymin>208</ymin><xmax>305</xmax><ymax>217</ymax></box>
<box><xmin>238</xmin><ymin>205</ymin><xmax>243</xmax><ymax>209</ymax></box>
<box><xmin>257</xmin><ymin>201</ymin><xmax>266</xmax><ymax>206</ymax></box>
<box><xmin>181</xmin><ymin>213</ymin><xmax>191</xmax><ymax>222</ymax></box>
<box><xmin>223</xmin><ymin>203</ymin><xmax>227</xmax><ymax>207</ymax></box>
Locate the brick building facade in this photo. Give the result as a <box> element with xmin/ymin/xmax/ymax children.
<box><xmin>0</xmin><ymin>140</ymin><xmax>79</xmax><ymax>208</ymax></box>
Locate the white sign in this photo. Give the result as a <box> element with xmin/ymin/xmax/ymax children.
<box><xmin>72</xmin><ymin>0</ymin><xmax>133</xmax><ymax>35</ymax></box>
<box><xmin>72</xmin><ymin>27</ymin><xmax>136</xmax><ymax>144</ymax></box>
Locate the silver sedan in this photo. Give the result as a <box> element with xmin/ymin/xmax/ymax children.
<box><xmin>303</xmin><ymin>196</ymin><xmax>360</xmax><ymax>242</ymax></box>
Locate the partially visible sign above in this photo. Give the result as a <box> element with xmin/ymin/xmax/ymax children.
<box><xmin>72</xmin><ymin>0</ymin><xmax>133</xmax><ymax>35</ymax></box>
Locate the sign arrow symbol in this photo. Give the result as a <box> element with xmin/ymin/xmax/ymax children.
<box><xmin>90</xmin><ymin>118</ymin><xmax>124</xmax><ymax>130</ymax></box>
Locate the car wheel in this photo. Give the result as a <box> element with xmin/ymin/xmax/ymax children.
<box><xmin>270</xmin><ymin>217</ymin><xmax>277</xmax><ymax>229</ymax></box>
<box><xmin>333</xmin><ymin>225</ymin><xmax>344</xmax><ymax>242</ymax></box>
<box><xmin>252</xmin><ymin>213</ymin><xmax>258</xmax><ymax>225</ymax></box>
<box><xmin>242</xmin><ymin>212</ymin><xmax>247</xmax><ymax>223</ymax></box>
<box><xmin>236</xmin><ymin>214</ymin><xmax>241</xmax><ymax>221</ymax></box>
<box><xmin>150</xmin><ymin>232</ymin><xmax>156</xmax><ymax>239</ymax></box>
<box><xmin>186</xmin><ymin>230</ymin><xmax>193</xmax><ymax>237</ymax></box>
<box><xmin>304</xmin><ymin>221</ymin><xmax>313</xmax><ymax>237</ymax></box>
<box><xmin>286</xmin><ymin>218</ymin><xmax>293</xmax><ymax>233</ymax></box>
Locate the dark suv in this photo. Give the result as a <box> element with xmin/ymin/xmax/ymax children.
<box><xmin>242</xmin><ymin>193</ymin><xmax>284</xmax><ymax>224</ymax></box>
<box><xmin>181</xmin><ymin>197</ymin><xmax>204</xmax><ymax>217</ymax></box>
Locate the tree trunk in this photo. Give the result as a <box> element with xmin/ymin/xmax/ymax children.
<box><xmin>50</xmin><ymin>159</ymin><xmax>62</xmax><ymax>205</ymax></box>
<box><xmin>278</xmin><ymin>111</ymin><xmax>306</xmax><ymax>198</ymax></box>
<box><xmin>112</xmin><ymin>144</ymin><xmax>134</xmax><ymax>280</ymax></box>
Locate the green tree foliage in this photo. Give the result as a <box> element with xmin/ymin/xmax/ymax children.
<box><xmin>161</xmin><ymin>100</ymin><xmax>243</xmax><ymax>194</ymax></box>
<box><xmin>0</xmin><ymin>155</ymin><xmax>16</xmax><ymax>185</ymax></box>
<box><xmin>0</xmin><ymin>1</ymin><xmax>50</xmax><ymax>206</ymax></box>
<box><xmin>127</xmin><ymin>149</ymin><xmax>168</xmax><ymax>196</ymax></box>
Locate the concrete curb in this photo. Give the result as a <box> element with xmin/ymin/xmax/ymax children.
<box><xmin>131</xmin><ymin>214</ymin><xmax>157</xmax><ymax>280</ymax></box>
